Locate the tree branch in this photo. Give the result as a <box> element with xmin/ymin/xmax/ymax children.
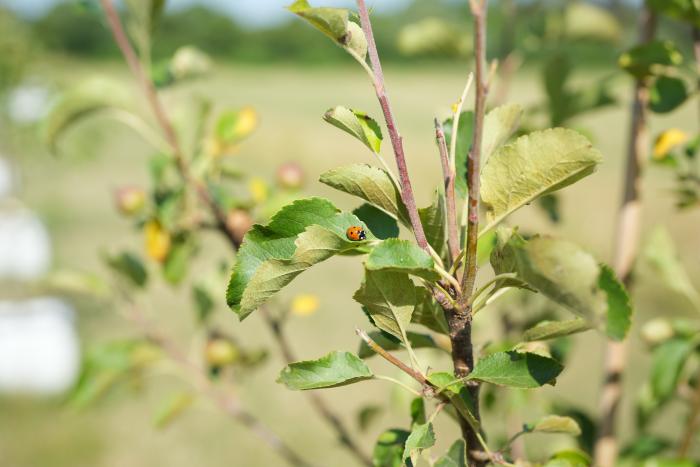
<box><xmin>677</xmin><ymin>369</ymin><xmax>700</xmax><ymax>457</ymax></box>
<box><xmin>121</xmin><ymin>296</ymin><xmax>313</xmax><ymax>467</ymax></box>
<box><xmin>262</xmin><ymin>309</ymin><xmax>373</xmax><ymax>467</ymax></box>
<box><xmin>594</xmin><ymin>6</ymin><xmax>657</xmax><ymax>467</ymax></box>
<box><xmin>100</xmin><ymin>3</ymin><xmax>368</xmax><ymax>463</ymax></box>
<box><xmin>356</xmin><ymin>0</ymin><xmax>428</xmax><ymax>250</ymax></box>
<box><xmin>448</xmin><ymin>2</ymin><xmax>490</xmax><ymax>465</ymax></box>
<box><xmin>100</xmin><ymin>0</ymin><xmax>239</xmax><ymax>250</ymax></box>
<box><xmin>460</xmin><ymin>0</ymin><xmax>489</xmax><ymax>302</ymax></box>
<box><xmin>435</xmin><ymin>119</ymin><xmax>460</xmax><ymax>264</ymax></box>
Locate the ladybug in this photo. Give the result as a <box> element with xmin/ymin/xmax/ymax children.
<box><xmin>346</xmin><ymin>225</ymin><xmax>366</xmax><ymax>241</ymax></box>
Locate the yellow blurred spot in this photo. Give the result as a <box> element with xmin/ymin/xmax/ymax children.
<box><xmin>205</xmin><ymin>137</ymin><xmax>225</xmax><ymax>157</ymax></box>
<box><xmin>654</xmin><ymin>128</ymin><xmax>688</xmax><ymax>159</ymax></box>
<box><xmin>145</xmin><ymin>220</ymin><xmax>171</xmax><ymax>263</ymax></box>
<box><xmin>291</xmin><ymin>294</ymin><xmax>320</xmax><ymax>316</ymax></box>
<box><xmin>249</xmin><ymin>177</ymin><xmax>268</xmax><ymax>203</ymax></box>
<box><xmin>233</xmin><ymin>107</ymin><xmax>258</xmax><ymax>140</ymax></box>
<box><xmin>450</xmin><ymin>102</ymin><xmax>458</xmax><ymax>114</ymax></box>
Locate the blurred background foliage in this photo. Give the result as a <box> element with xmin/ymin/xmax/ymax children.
<box><xmin>0</xmin><ymin>0</ymin><xmax>695</xmax><ymax>67</ymax></box>
<box><xmin>0</xmin><ymin>0</ymin><xmax>700</xmax><ymax>466</ymax></box>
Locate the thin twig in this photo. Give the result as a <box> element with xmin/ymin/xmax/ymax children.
<box><xmin>262</xmin><ymin>308</ymin><xmax>373</xmax><ymax>467</ymax></box>
<box><xmin>594</xmin><ymin>6</ymin><xmax>657</xmax><ymax>467</ymax></box>
<box><xmin>120</xmin><ymin>296</ymin><xmax>313</xmax><ymax>467</ymax></box>
<box><xmin>356</xmin><ymin>328</ymin><xmax>429</xmax><ymax>385</ymax></box>
<box><xmin>435</xmin><ymin>119</ymin><xmax>460</xmax><ymax>264</ymax></box>
<box><xmin>356</xmin><ymin>0</ymin><xmax>428</xmax><ymax>251</ymax></box>
<box><xmin>460</xmin><ymin>0</ymin><xmax>489</xmax><ymax>303</ymax></box>
<box><xmin>100</xmin><ymin>0</ymin><xmax>239</xmax><ymax>250</ymax></box>
<box><xmin>692</xmin><ymin>27</ymin><xmax>700</xmax><ymax>127</ymax></box>
<box><xmin>678</xmin><ymin>369</ymin><xmax>700</xmax><ymax>457</ymax></box>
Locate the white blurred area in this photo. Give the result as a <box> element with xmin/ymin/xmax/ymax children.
<box><xmin>0</xmin><ymin>155</ymin><xmax>81</xmax><ymax>395</ymax></box>
<box><xmin>6</xmin><ymin>82</ymin><xmax>51</xmax><ymax>124</ymax></box>
<box><xmin>0</xmin><ymin>299</ymin><xmax>80</xmax><ymax>393</ymax></box>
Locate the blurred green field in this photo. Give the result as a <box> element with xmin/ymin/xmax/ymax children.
<box><xmin>1</xmin><ymin>60</ymin><xmax>699</xmax><ymax>466</ymax></box>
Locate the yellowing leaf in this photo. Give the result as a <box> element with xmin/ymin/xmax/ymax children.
<box><xmin>291</xmin><ymin>293</ymin><xmax>320</xmax><ymax>316</ymax></box>
<box><xmin>653</xmin><ymin>128</ymin><xmax>688</xmax><ymax>159</ymax></box>
<box><xmin>480</xmin><ymin>128</ymin><xmax>602</xmax><ymax>234</ymax></box>
<box><xmin>145</xmin><ymin>220</ymin><xmax>171</xmax><ymax>262</ymax></box>
<box><xmin>249</xmin><ymin>177</ymin><xmax>269</xmax><ymax>203</ymax></box>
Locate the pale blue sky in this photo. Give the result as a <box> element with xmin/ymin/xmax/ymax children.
<box><xmin>0</xmin><ymin>0</ymin><xmax>406</xmax><ymax>27</ymax></box>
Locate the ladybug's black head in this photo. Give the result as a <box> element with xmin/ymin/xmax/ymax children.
<box><xmin>358</xmin><ymin>229</ymin><xmax>366</xmax><ymax>240</ymax></box>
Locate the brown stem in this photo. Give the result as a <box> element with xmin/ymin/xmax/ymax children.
<box><xmin>678</xmin><ymin>371</ymin><xmax>700</xmax><ymax>457</ymax></box>
<box><xmin>356</xmin><ymin>0</ymin><xmax>428</xmax><ymax>251</ymax></box>
<box><xmin>460</xmin><ymin>0</ymin><xmax>489</xmax><ymax>301</ymax></box>
<box><xmin>594</xmin><ymin>7</ymin><xmax>657</xmax><ymax>467</ymax></box>
<box><xmin>446</xmin><ymin>2</ymin><xmax>489</xmax><ymax>465</ymax></box>
<box><xmin>446</xmin><ymin>311</ymin><xmax>484</xmax><ymax>466</ymax></box>
<box><xmin>435</xmin><ymin>119</ymin><xmax>460</xmax><ymax>263</ymax></box>
<box><xmin>122</xmin><ymin>298</ymin><xmax>313</xmax><ymax>467</ymax></box>
<box><xmin>99</xmin><ymin>0</ymin><xmax>239</xmax><ymax>250</ymax></box>
<box><xmin>356</xmin><ymin>329</ymin><xmax>429</xmax><ymax>385</ymax></box>
<box><xmin>263</xmin><ymin>309</ymin><xmax>373</xmax><ymax>467</ymax></box>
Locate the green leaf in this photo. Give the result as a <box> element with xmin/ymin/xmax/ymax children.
<box><xmin>467</xmin><ymin>351</ymin><xmax>564</xmax><ymax>388</ymax></box>
<box><xmin>366</xmin><ymin>238</ymin><xmax>439</xmax><ymax>281</ymax></box>
<box><xmin>68</xmin><ymin>340</ymin><xmax>160</xmax><ymax>408</ymax></box>
<box><xmin>619</xmin><ymin>40</ymin><xmax>683</xmax><ymax>78</ymax></box>
<box><xmin>434</xmin><ymin>440</ymin><xmax>466</xmax><ymax>467</ymax></box>
<box><xmin>426</xmin><ymin>372</ymin><xmax>481</xmax><ymax>431</ymax></box>
<box><xmin>621</xmin><ymin>435</ymin><xmax>672</xmax><ymax>460</ymax></box>
<box><xmin>648</xmin><ymin>0</ymin><xmax>700</xmax><ymax>27</ymax></box>
<box><xmin>403</xmin><ymin>422</ymin><xmax>435</xmax><ymax>464</ymax></box>
<box><xmin>357</xmin><ymin>405</ymin><xmax>383</xmax><ymax>432</ymax></box>
<box><xmin>277</xmin><ymin>351</ymin><xmax>373</xmax><ymax>390</ymax></box>
<box><xmin>410</xmin><ymin>397</ymin><xmax>426</xmax><ymax>425</ymax></box>
<box><xmin>353</xmin><ymin>203</ymin><xmax>399</xmax><ymax>240</ymax></box>
<box><xmin>153</xmin><ymin>392</ymin><xmax>194</xmax><ymax>429</ymax></box>
<box><xmin>419</xmin><ymin>190</ymin><xmax>447</xmax><ymax>258</ymax></box>
<box><xmin>650</xmin><ymin>337</ymin><xmax>696</xmax><ymax>402</ymax></box>
<box><xmin>227</xmin><ymin>198</ymin><xmax>369</xmax><ymax>319</ymax></box>
<box><xmin>288</xmin><ymin>1</ymin><xmax>367</xmax><ymax>60</ymax></box>
<box><xmin>373</xmin><ymin>429</ymin><xmax>410</xmax><ymax>467</ymax></box>
<box><xmin>443</xmin><ymin>104</ymin><xmax>522</xmax><ymax>199</ymax></box>
<box><xmin>482</xmin><ymin>104</ymin><xmax>523</xmax><ymax>163</ymax></box>
<box><xmin>491</xmin><ymin>229</ymin><xmax>632</xmax><ymax>340</ymax></box>
<box><xmin>640</xmin><ymin>459</ymin><xmax>698</xmax><ymax>467</ymax></box>
<box><xmin>528</xmin><ymin>415</ymin><xmax>582</xmax><ymax>435</ymax></box>
<box><xmin>104</xmin><ymin>251</ymin><xmax>148</xmax><ymax>288</ymax></box>
<box><xmin>357</xmin><ymin>331</ymin><xmax>438</xmax><ymax>359</ymax></box>
<box><xmin>643</xmin><ymin>226</ymin><xmax>700</xmax><ymax>309</ymax></box>
<box><xmin>354</xmin><ymin>270</ymin><xmax>415</xmax><ymax>341</ymax></box>
<box><xmin>523</xmin><ymin>319</ymin><xmax>591</xmax><ymax>341</ymax></box>
<box><xmin>545</xmin><ymin>450</ymin><xmax>592</xmax><ymax>467</ymax></box>
<box><xmin>412</xmin><ymin>288</ymin><xmax>449</xmax><ymax>334</ymax></box>
<box><xmin>163</xmin><ymin>237</ymin><xmax>194</xmax><ymax>285</ymax></box>
<box><xmin>44</xmin><ymin>78</ymin><xmax>131</xmax><ymax>155</ymax></box>
<box><xmin>320</xmin><ymin>164</ymin><xmax>407</xmax><ymax>224</ymax></box>
<box><xmin>192</xmin><ymin>284</ymin><xmax>215</xmax><ymax>323</ymax></box>
<box><xmin>480</xmin><ymin>128</ymin><xmax>602</xmax><ymax>234</ymax></box>
<box><xmin>599</xmin><ymin>264</ymin><xmax>632</xmax><ymax>341</ymax></box>
<box><xmin>442</xmin><ymin>111</ymin><xmax>473</xmax><ymax>198</ymax></box>
<box><xmin>323</xmin><ymin>106</ymin><xmax>382</xmax><ymax>153</ymax></box>
<box><xmin>650</xmin><ymin>76</ymin><xmax>688</xmax><ymax>114</ymax></box>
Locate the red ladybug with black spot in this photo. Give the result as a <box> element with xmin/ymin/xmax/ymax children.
<box><xmin>346</xmin><ymin>225</ymin><xmax>366</xmax><ymax>241</ymax></box>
